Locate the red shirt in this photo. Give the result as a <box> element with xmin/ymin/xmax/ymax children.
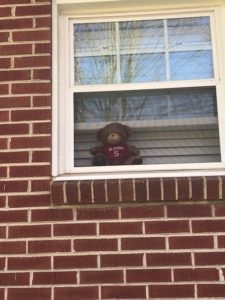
<box><xmin>103</xmin><ymin>144</ymin><xmax>129</xmax><ymax>162</ymax></box>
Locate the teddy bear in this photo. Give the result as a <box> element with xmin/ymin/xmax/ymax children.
<box><xmin>90</xmin><ymin>122</ymin><xmax>142</xmax><ymax>166</ymax></box>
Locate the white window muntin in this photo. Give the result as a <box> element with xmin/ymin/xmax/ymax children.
<box><xmin>55</xmin><ymin>7</ymin><xmax>225</xmax><ymax>179</ymax></box>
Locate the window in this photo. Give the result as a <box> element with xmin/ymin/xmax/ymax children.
<box><xmin>53</xmin><ymin>0</ymin><xmax>225</xmax><ymax>179</ymax></box>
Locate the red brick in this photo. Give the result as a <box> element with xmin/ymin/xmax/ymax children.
<box><xmin>54</xmin><ymin>255</ymin><xmax>97</xmax><ymax>269</ymax></box>
<box><xmin>0</xmin><ymin>7</ymin><xmax>11</xmax><ymax>17</ymax></box>
<box><xmin>0</xmin><ymin>0</ymin><xmax>30</xmax><ymax>3</ymax></box>
<box><xmin>122</xmin><ymin>237</ymin><xmax>165</xmax><ymax>250</ymax></box>
<box><xmin>51</xmin><ymin>182</ymin><xmax>64</xmax><ymax>205</ymax></box>
<box><xmin>206</xmin><ymin>176</ymin><xmax>220</xmax><ymax>199</ymax></box>
<box><xmin>14</xmin><ymin>56</ymin><xmax>51</xmax><ymax>68</ymax></box>
<box><xmin>54</xmin><ymin>223</ymin><xmax>96</xmax><ymax>236</ymax></box>
<box><xmin>0</xmin><ymin>83</ymin><xmax>9</xmax><ymax>94</ymax></box>
<box><xmin>101</xmin><ymin>253</ymin><xmax>143</xmax><ymax>267</ymax></box>
<box><xmin>222</xmin><ymin>177</ymin><xmax>225</xmax><ymax>198</ymax></box>
<box><xmin>0</xmin><ymin>18</ymin><xmax>32</xmax><ymax>30</ymax></box>
<box><xmin>191</xmin><ymin>177</ymin><xmax>204</xmax><ymax>200</ymax></box>
<box><xmin>0</xmin><ymin>69</ymin><xmax>31</xmax><ymax>81</ymax></box>
<box><xmin>100</xmin><ymin>221</ymin><xmax>142</xmax><ymax>235</ymax></box>
<box><xmin>195</xmin><ymin>252</ymin><xmax>225</xmax><ymax>266</ymax></box>
<box><xmin>121</xmin><ymin>205</ymin><xmax>164</xmax><ymax>219</ymax></box>
<box><xmin>149</xmin><ymin>284</ymin><xmax>194</xmax><ymax>298</ymax></box>
<box><xmin>169</xmin><ymin>236</ymin><xmax>214</xmax><ymax>249</ymax></box>
<box><xmin>10</xmin><ymin>165</ymin><xmax>51</xmax><ymax>177</ymax></box>
<box><xmin>135</xmin><ymin>179</ymin><xmax>147</xmax><ymax>201</ymax></box>
<box><xmin>0</xmin><ymin>31</ymin><xmax>9</xmax><ymax>42</ymax></box>
<box><xmin>0</xmin><ymin>167</ymin><xmax>7</xmax><ymax>177</ymax></box>
<box><xmin>174</xmin><ymin>268</ymin><xmax>219</xmax><ymax>281</ymax></box>
<box><xmin>1</xmin><ymin>152</ymin><xmax>29</xmax><ymax>164</ymax></box>
<box><xmin>107</xmin><ymin>179</ymin><xmax>120</xmax><ymax>202</ymax></box>
<box><xmin>0</xmin><ymin>57</ymin><xmax>10</xmax><ymax>68</ymax></box>
<box><xmin>0</xmin><ymin>180</ymin><xmax>28</xmax><ymax>193</ymax></box>
<box><xmin>0</xmin><ymin>273</ymin><xmax>29</xmax><ymax>286</ymax></box>
<box><xmin>8</xmin><ymin>288</ymin><xmax>51</xmax><ymax>300</ymax></box>
<box><xmin>147</xmin><ymin>253</ymin><xmax>192</xmax><ymax>266</ymax></box>
<box><xmin>77</xmin><ymin>207</ymin><xmax>119</xmax><ymax>220</ymax></box>
<box><xmin>74</xmin><ymin>238</ymin><xmax>117</xmax><ymax>252</ymax></box>
<box><xmin>12</xmin><ymin>83</ymin><xmax>51</xmax><ymax>95</ymax></box>
<box><xmin>192</xmin><ymin>219</ymin><xmax>225</xmax><ymax>233</ymax></box>
<box><xmin>0</xmin><ymin>44</ymin><xmax>32</xmax><ymax>56</ymax></box>
<box><xmin>13</xmin><ymin>30</ymin><xmax>51</xmax><ymax>42</ymax></box>
<box><xmin>8</xmin><ymin>257</ymin><xmax>51</xmax><ymax>270</ymax></box>
<box><xmin>101</xmin><ymin>286</ymin><xmax>146</xmax><ymax>299</ymax></box>
<box><xmin>0</xmin><ymin>124</ymin><xmax>29</xmax><ymax>136</ymax></box>
<box><xmin>33</xmin><ymin>68</ymin><xmax>51</xmax><ymax>80</ymax></box>
<box><xmin>176</xmin><ymin>177</ymin><xmax>191</xmax><ymax>201</ymax></box>
<box><xmin>32</xmin><ymin>151</ymin><xmax>51</xmax><ymax>163</ymax></box>
<box><xmin>29</xmin><ymin>240</ymin><xmax>71</xmax><ymax>254</ymax></box>
<box><xmin>0</xmin><ymin>110</ymin><xmax>9</xmax><ymax>121</ymax></box>
<box><xmin>198</xmin><ymin>284</ymin><xmax>225</xmax><ymax>298</ymax></box>
<box><xmin>80</xmin><ymin>180</ymin><xmax>92</xmax><ymax>204</ymax></box>
<box><xmin>33</xmin><ymin>122</ymin><xmax>51</xmax><ymax>134</ymax></box>
<box><xmin>93</xmin><ymin>180</ymin><xmax>106</xmax><ymax>203</ymax></box>
<box><xmin>145</xmin><ymin>220</ymin><xmax>189</xmax><ymax>234</ymax></box>
<box><xmin>10</xmin><ymin>136</ymin><xmax>51</xmax><ymax>149</ymax></box>
<box><xmin>163</xmin><ymin>178</ymin><xmax>176</xmax><ymax>200</ymax></box>
<box><xmin>127</xmin><ymin>269</ymin><xmax>171</xmax><ymax>282</ymax></box>
<box><xmin>11</xmin><ymin>109</ymin><xmax>51</xmax><ymax>121</ymax></box>
<box><xmin>9</xmin><ymin>224</ymin><xmax>51</xmax><ymax>238</ymax></box>
<box><xmin>0</xmin><ymin>226</ymin><xmax>6</xmax><ymax>238</ymax></box>
<box><xmin>15</xmin><ymin>4</ymin><xmax>51</xmax><ymax>16</ymax></box>
<box><xmin>0</xmin><ymin>258</ymin><xmax>5</xmax><ymax>270</ymax></box>
<box><xmin>54</xmin><ymin>287</ymin><xmax>98</xmax><ymax>300</ymax></box>
<box><xmin>33</xmin><ymin>95</ymin><xmax>51</xmax><ymax>107</ymax></box>
<box><xmin>33</xmin><ymin>271</ymin><xmax>76</xmax><ymax>285</ymax></box>
<box><xmin>214</xmin><ymin>205</ymin><xmax>225</xmax><ymax>216</ymax></box>
<box><xmin>35</xmin><ymin>43</ymin><xmax>51</xmax><ymax>54</ymax></box>
<box><xmin>0</xmin><ymin>196</ymin><xmax>6</xmax><ymax>208</ymax></box>
<box><xmin>0</xmin><ymin>97</ymin><xmax>30</xmax><ymax>109</ymax></box>
<box><xmin>167</xmin><ymin>204</ymin><xmax>212</xmax><ymax>218</ymax></box>
<box><xmin>65</xmin><ymin>181</ymin><xmax>79</xmax><ymax>204</ymax></box>
<box><xmin>218</xmin><ymin>236</ymin><xmax>225</xmax><ymax>248</ymax></box>
<box><xmin>31</xmin><ymin>208</ymin><xmax>73</xmax><ymax>222</ymax></box>
<box><xmin>148</xmin><ymin>178</ymin><xmax>161</xmax><ymax>200</ymax></box>
<box><xmin>0</xmin><ymin>241</ymin><xmax>26</xmax><ymax>254</ymax></box>
<box><xmin>80</xmin><ymin>270</ymin><xmax>123</xmax><ymax>284</ymax></box>
<box><xmin>8</xmin><ymin>194</ymin><xmax>50</xmax><ymax>208</ymax></box>
<box><xmin>0</xmin><ymin>138</ymin><xmax>7</xmax><ymax>149</ymax></box>
<box><xmin>121</xmin><ymin>179</ymin><xmax>134</xmax><ymax>202</ymax></box>
<box><xmin>0</xmin><ymin>210</ymin><xmax>27</xmax><ymax>223</ymax></box>
<box><xmin>31</xmin><ymin>179</ymin><xmax>50</xmax><ymax>192</ymax></box>
<box><xmin>35</xmin><ymin>16</ymin><xmax>51</xmax><ymax>28</ymax></box>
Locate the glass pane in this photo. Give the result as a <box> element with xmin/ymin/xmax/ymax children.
<box><xmin>170</xmin><ymin>50</ymin><xmax>213</xmax><ymax>80</ymax></box>
<box><xmin>74</xmin><ymin>23</ymin><xmax>116</xmax><ymax>84</ymax></box>
<box><xmin>74</xmin><ymin>87</ymin><xmax>217</xmax><ymax>123</ymax></box>
<box><xmin>74</xmin><ymin>88</ymin><xmax>220</xmax><ymax>167</ymax></box>
<box><xmin>121</xmin><ymin>53</ymin><xmax>166</xmax><ymax>83</ymax></box>
<box><xmin>120</xmin><ymin>20</ymin><xmax>165</xmax><ymax>82</ymax></box>
<box><xmin>168</xmin><ymin>17</ymin><xmax>214</xmax><ymax>80</ymax></box>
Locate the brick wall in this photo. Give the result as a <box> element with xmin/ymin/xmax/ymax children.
<box><xmin>1</xmin><ymin>0</ymin><xmax>225</xmax><ymax>299</ymax></box>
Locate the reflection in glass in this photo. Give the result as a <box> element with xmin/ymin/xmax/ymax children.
<box><xmin>73</xmin><ymin>16</ymin><xmax>213</xmax><ymax>85</ymax></box>
<box><xmin>74</xmin><ymin>87</ymin><xmax>217</xmax><ymax>123</ymax></box>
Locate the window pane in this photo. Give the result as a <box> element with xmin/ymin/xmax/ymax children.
<box><xmin>170</xmin><ymin>50</ymin><xmax>213</xmax><ymax>80</ymax></box>
<box><xmin>74</xmin><ymin>87</ymin><xmax>217</xmax><ymax>123</ymax></box>
<box><xmin>74</xmin><ymin>23</ymin><xmax>116</xmax><ymax>84</ymax></box>
<box><xmin>168</xmin><ymin>17</ymin><xmax>214</xmax><ymax>80</ymax></box>
<box><xmin>74</xmin><ymin>88</ymin><xmax>220</xmax><ymax>167</ymax></box>
<box><xmin>120</xmin><ymin>20</ymin><xmax>165</xmax><ymax>82</ymax></box>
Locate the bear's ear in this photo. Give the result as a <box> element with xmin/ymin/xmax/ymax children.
<box><xmin>123</xmin><ymin>125</ymin><xmax>132</xmax><ymax>138</ymax></box>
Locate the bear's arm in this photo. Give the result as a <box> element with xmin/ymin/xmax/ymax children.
<box><xmin>90</xmin><ymin>146</ymin><xmax>103</xmax><ymax>155</ymax></box>
<box><xmin>129</xmin><ymin>145</ymin><xmax>140</xmax><ymax>156</ymax></box>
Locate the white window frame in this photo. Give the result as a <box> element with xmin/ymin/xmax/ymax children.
<box><xmin>52</xmin><ymin>0</ymin><xmax>225</xmax><ymax>180</ymax></box>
